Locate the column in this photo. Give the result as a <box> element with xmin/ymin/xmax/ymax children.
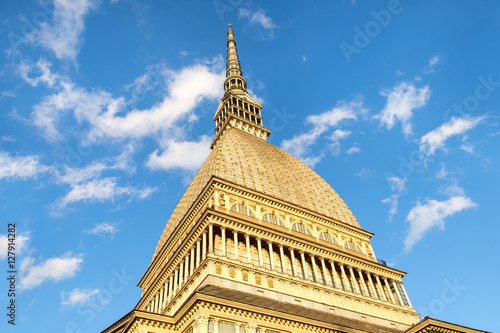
<box><xmin>202</xmin><ymin>231</ymin><xmax>207</xmax><ymax>259</ymax></box>
<box><xmin>257</xmin><ymin>238</ymin><xmax>263</xmax><ymax>266</ymax></box>
<box><xmin>310</xmin><ymin>255</ymin><xmax>319</xmax><ymax>283</ymax></box>
<box><xmin>168</xmin><ymin>275</ymin><xmax>174</xmax><ymax>302</ymax></box>
<box><xmin>213</xmin><ymin>318</ymin><xmax>219</xmax><ymax>333</ymax></box>
<box><xmin>357</xmin><ymin>269</ymin><xmax>369</xmax><ymax>297</ymax></box>
<box><xmin>300</xmin><ymin>251</ymin><xmax>308</xmax><ymax>280</ymax></box>
<box><xmin>375</xmin><ymin>275</ymin><xmax>388</xmax><ymax>301</ymax></box>
<box><xmin>245</xmin><ymin>234</ymin><xmax>251</xmax><ymax>263</ymax></box>
<box><xmin>384</xmin><ymin>277</ymin><xmax>396</xmax><ymax>303</ymax></box>
<box><xmin>392</xmin><ymin>280</ymin><xmax>405</xmax><ymax>305</ymax></box>
<box><xmin>214</xmin><ymin>189</ymin><xmax>219</xmax><ymax>206</ymax></box>
<box><xmin>190</xmin><ymin>248</ymin><xmax>195</xmax><ymax>275</ymax></box>
<box><xmin>208</xmin><ymin>224</ymin><xmax>213</xmax><ymax>253</ymax></box>
<box><xmin>221</xmin><ymin>227</ymin><xmax>226</xmax><ymax>256</ymax></box>
<box><xmin>162</xmin><ymin>282</ymin><xmax>168</xmax><ymax>308</ymax></box>
<box><xmin>196</xmin><ymin>239</ymin><xmax>201</xmax><ymax>267</ymax></box>
<box><xmin>173</xmin><ymin>268</ymin><xmax>179</xmax><ymax>294</ymax></box>
<box><xmin>268</xmin><ymin>241</ymin><xmax>275</xmax><ymax>270</ymax></box>
<box><xmin>279</xmin><ymin>245</ymin><xmax>286</xmax><ymax>274</ymax></box>
<box><xmin>193</xmin><ymin>314</ymin><xmax>209</xmax><ymax>333</ymax></box>
<box><xmin>184</xmin><ymin>256</ymin><xmax>189</xmax><ymax>282</ymax></box>
<box><xmin>179</xmin><ymin>262</ymin><xmax>184</xmax><ymax>288</ymax></box>
<box><xmin>367</xmin><ymin>273</ymin><xmax>379</xmax><ymax>299</ymax></box>
<box><xmin>256</xmin><ymin>204</ymin><xmax>261</xmax><ymax>219</ymax></box>
<box><xmin>154</xmin><ymin>294</ymin><xmax>158</xmax><ymax>313</ymax></box>
<box><xmin>339</xmin><ymin>263</ymin><xmax>349</xmax><ymax>291</ymax></box>
<box><xmin>348</xmin><ymin>266</ymin><xmax>360</xmax><ymax>294</ymax></box>
<box><xmin>159</xmin><ymin>288</ymin><xmax>164</xmax><ymax>312</ymax></box>
<box><xmin>233</xmin><ymin>230</ymin><xmax>239</xmax><ymax>260</ymax></box>
<box><xmin>329</xmin><ymin>260</ymin><xmax>340</xmax><ymax>288</ymax></box>
<box><xmin>290</xmin><ymin>248</ymin><xmax>298</xmax><ymax>277</ymax></box>
<box><xmin>320</xmin><ymin>258</ymin><xmax>328</xmax><ymax>285</ymax></box>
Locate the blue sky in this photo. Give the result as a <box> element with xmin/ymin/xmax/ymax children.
<box><xmin>1</xmin><ymin>1</ymin><xmax>499</xmax><ymax>332</ymax></box>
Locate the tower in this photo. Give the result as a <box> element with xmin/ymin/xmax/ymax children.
<box><xmin>102</xmin><ymin>26</ymin><xmax>486</xmax><ymax>333</ymax></box>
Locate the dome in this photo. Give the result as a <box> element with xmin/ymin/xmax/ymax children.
<box><xmin>153</xmin><ymin>127</ymin><xmax>359</xmax><ymax>259</ymax></box>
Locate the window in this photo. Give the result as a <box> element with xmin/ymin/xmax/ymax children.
<box><xmin>344</xmin><ymin>240</ymin><xmax>363</xmax><ymax>253</ymax></box>
<box><xmin>262</xmin><ymin>213</ymin><xmax>284</xmax><ymax>226</ymax></box>
<box><xmin>208</xmin><ymin>321</ymin><xmax>239</xmax><ymax>333</ymax></box>
<box><xmin>395</xmin><ymin>281</ymin><xmax>410</xmax><ymax>306</ymax></box>
<box><xmin>292</xmin><ymin>223</ymin><xmax>312</xmax><ymax>236</ymax></box>
<box><xmin>231</xmin><ymin>204</ymin><xmax>255</xmax><ymax>218</ymax></box>
<box><xmin>319</xmin><ymin>232</ymin><xmax>338</xmax><ymax>245</ymax></box>
<box><xmin>219</xmin><ymin>322</ymin><xmax>236</xmax><ymax>333</ymax></box>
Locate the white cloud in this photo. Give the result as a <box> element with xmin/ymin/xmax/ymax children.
<box><xmin>0</xmin><ymin>151</ymin><xmax>49</xmax><ymax>180</ymax></box>
<box><xmin>61</xmin><ymin>288</ymin><xmax>99</xmax><ymax>306</ymax></box>
<box><xmin>146</xmin><ymin>136</ymin><xmax>211</xmax><ymax>172</ymax></box>
<box><xmin>27</xmin><ymin>0</ymin><xmax>99</xmax><ymax>60</ymax></box>
<box><xmin>354</xmin><ymin>168</ymin><xmax>370</xmax><ymax>178</ymax></box>
<box><xmin>0</xmin><ymin>233</ymin><xmax>29</xmax><ymax>260</ymax></box>
<box><xmin>21</xmin><ymin>252</ymin><xmax>83</xmax><ymax>289</ymax></box>
<box><xmin>51</xmin><ymin>177</ymin><xmax>155</xmax><ymax>215</ymax></box>
<box><xmin>404</xmin><ymin>187</ymin><xmax>476</xmax><ymax>252</ymax></box>
<box><xmin>425</xmin><ymin>55</ymin><xmax>440</xmax><ymax>73</ymax></box>
<box><xmin>57</xmin><ymin>162</ymin><xmax>109</xmax><ymax>185</ymax></box>
<box><xmin>87</xmin><ymin>60</ymin><xmax>224</xmax><ymax>143</ymax></box>
<box><xmin>382</xmin><ymin>177</ymin><xmax>407</xmax><ymax>221</ymax></box>
<box><xmin>388</xmin><ymin>176</ymin><xmax>407</xmax><ymax>193</ymax></box>
<box><xmin>329</xmin><ymin>129</ymin><xmax>351</xmax><ymax>156</ymax></box>
<box><xmin>56</xmin><ymin>146</ymin><xmax>135</xmax><ymax>185</ymax></box>
<box><xmin>346</xmin><ymin>145</ymin><xmax>361</xmax><ymax>154</ymax></box>
<box><xmin>31</xmin><ymin>58</ymin><xmax>225</xmax><ymax>143</ymax></box>
<box><xmin>435</xmin><ymin>163</ymin><xmax>448</xmax><ymax>179</ymax></box>
<box><xmin>374</xmin><ymin>82</ymin><xmax>430</xmax><ymax>135</ymax></box>
<box><xmin>0</xmin><ymin>136</ymin><xmax>16</xmax><ymax>144</ymax></box>
<box><xmin>281</xmin><ymin>97</ymin><xmax>364</xmax><ymax>166</ymax></box>
<box><xmin>32</xmin><ymin>80</ymin><xmax>116</xmax><ymax>142</ymax></box>
<box><xmin>17</xmin><ymin>59</ymin><xmax>60</xmax><ymax>87</ymax></box>
<box><xmin>460</xmin><ymin>142</ymin><xmax>475</xmax><ymax>154</ymax></box>
<box><xmin>84</xmin><ymin>222</ymin><xmax>119</xmax><ymax>237</ymax></box>
<box><xmin>419</xmin><ymin>116</ymin><xmax>484</xmax><ymax>156</ymax></box>
<box><xmin>238</xmin><ymin>8</ymin><xmax>277</xmax><ymax>31</ymax></box>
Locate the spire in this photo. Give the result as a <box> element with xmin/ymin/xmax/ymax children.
<box><xmin>224</xmin><ymin>23</ymin><xmax>247</xmax><ymax>93</ymax></box>
<box><xmin>211</xmin><ymin>24</ymin><xmax>271</xmax><ymax>148</ymax></box>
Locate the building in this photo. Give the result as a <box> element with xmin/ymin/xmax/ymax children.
<box><xmin>102</xmin><ymin>25</ymin><xmax>488</xmax><ymax>333</ymax></box>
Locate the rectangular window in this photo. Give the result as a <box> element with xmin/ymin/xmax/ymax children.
<box><xmin>219</xmin><ymin>321</ymin><xmax>236</xmax><ymax>333</ymax></box>
<box><xmin>395</xmin><ymin>281</ymin><xmax>410</xmax><ymax>306</ymax></box>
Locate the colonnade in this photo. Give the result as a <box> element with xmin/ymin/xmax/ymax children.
<box><xmin>146</xmin><ymin>223</ymin><xmax>411</xmax><ymax>313</ymax></box>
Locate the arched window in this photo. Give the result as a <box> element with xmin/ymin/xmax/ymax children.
<box><xmin>344</xmin><ymin>240</ymin><xmax>363</xmax><ymax>254</ymax></box>
<box><xmin>292</xmin><ymin>222</ymin><xmax>312</xmax><ymax>236</ymax></box>
<box><xmin>319</xmin><ymin>232</ymin><xmax>338</xmax><ymax>245</ymax></box>
<box><xmin>262</xmin><ymin>213</ymin><xmax>284</xmax><ymax>227</ymax></box>
<box><xmin>231</xmin><ymin>203</ymin><xmax>255</xmax><ymax>218</ymax></box>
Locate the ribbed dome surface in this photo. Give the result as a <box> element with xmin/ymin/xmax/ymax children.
<box><xmin>153</xmin><ymin>127</ymin><xmax>359</xmax><ymax>259</ymax></box>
